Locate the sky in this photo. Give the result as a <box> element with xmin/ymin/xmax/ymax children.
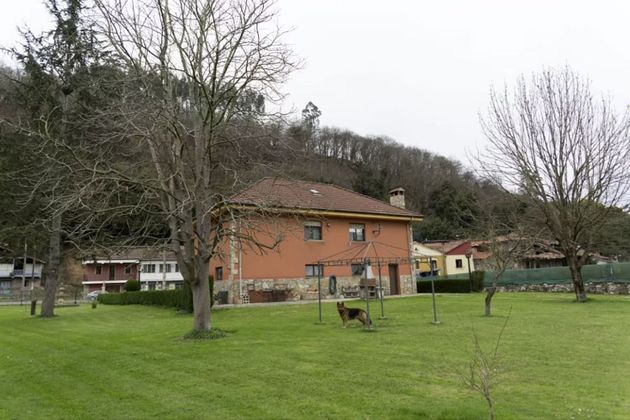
<box><xmin>2</xmin><ymin>0</ymin><xmax>630</xmax><ymax>165</ymax></box>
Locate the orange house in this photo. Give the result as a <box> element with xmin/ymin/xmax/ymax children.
<box><xmin>210</xmin><ymin>179</ymin><xmax>423</xmax><ymax>303</ymax></box>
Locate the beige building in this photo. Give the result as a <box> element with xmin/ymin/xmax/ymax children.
<box><xmin>422</xmin><ymin>240</ymin><xmax>474</xmax><ymax>276</ymax></box>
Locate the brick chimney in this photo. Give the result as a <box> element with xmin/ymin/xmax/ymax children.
<box><xmin>389</xmin><ymin>187</ymin><xmax>405</xmax><ymax>209</ymax></box>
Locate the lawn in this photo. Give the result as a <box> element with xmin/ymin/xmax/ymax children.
<box><xmin>1</xmin><ymin>293</ymin><xmax>630</xmax><ymax>419</ymax></box>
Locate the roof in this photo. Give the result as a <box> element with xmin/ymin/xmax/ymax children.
<box><xmin>231</xmin><ymin>178</ymin><xmax>423</xmax><ymax>220</ymax></box>
<box><xmin>82</xmin><ymin>247</ymin><xmax>178</xmax><ymax>263</ymax></box>
<box><xmin>412</xmin><ymin>242</ymin><xmax>444</xmax><ymax>257</ymax></box>
<box><xmin>422</xmin><ymin>240</ymin><xmax>470</xmax><ymax>255</ymax></box>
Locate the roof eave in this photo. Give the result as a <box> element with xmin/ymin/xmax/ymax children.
<box><xmin>229</xmin><ymin>204</ymin><xmax>423</xmax><ymax>222</ymax></box>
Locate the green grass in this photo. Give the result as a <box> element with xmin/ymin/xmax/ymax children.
<box><xmin>1</xmin><ymin>293</ymin><xmax>630</xmax><ymax>419</ymax></box>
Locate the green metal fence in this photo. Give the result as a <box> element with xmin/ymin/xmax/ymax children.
<box><xmin>436</xmin><ymin>263</ymin><xmax>630</xmax><ymax>285</ymax></box>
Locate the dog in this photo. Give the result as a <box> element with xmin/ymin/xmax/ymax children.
<box><xmin>336</xmin><ymin>301</ymin><xmax>372</xmax><ymax>328</ymax></box>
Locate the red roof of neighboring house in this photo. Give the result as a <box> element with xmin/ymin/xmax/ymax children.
<box><xmin>231</xmin><ymin>178</ymin><xmax>423</xmax><ymax>219</ymax></box>
<box><xmin>423</xmin><ymin>240</ymin><xmax>471</xmax><ymax>255</ymax></box>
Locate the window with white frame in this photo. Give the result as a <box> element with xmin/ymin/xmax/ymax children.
<box><xmin>349</xmin><ymin>223</ymin><xmax>365</xmax><ymax>241</ymax></box>
<box><xmin>159</xmin><ymin>264</ymin><xmax>172</xmax><ymax>273</ymax></box>
<box><xmin>304</xmin><ymin>221</ymin><xmax>323</xmax><ymax>241</ymax></box>
<box><xmin>143</xmin><ymin>264</ymin><xmax>156</xmax><ymax>273</ymax></box>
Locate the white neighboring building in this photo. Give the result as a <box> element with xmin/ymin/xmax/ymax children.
<box><xmin>82</xmin><ymin>248</ymin><xmax>184</xmax><ymax>292</ymax></box>
<box><xmin>0</xmin><ymin>246</ymin><xmax>44</xmax><ymax>294</ymax></box>
<box><xmin>140</xmin><ymin>257</ymin><xmax>184</xmax><ymax>290</ymax></box>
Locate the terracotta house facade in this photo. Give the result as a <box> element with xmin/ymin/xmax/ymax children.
<box><xmin>211</xmin><ymin>179</ymin><xmax>423</xmax><ymax>303</ymax></box>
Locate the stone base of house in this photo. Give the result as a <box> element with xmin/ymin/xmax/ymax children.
<box><xmin>215</xmin><ymin>275</ymin><xmax>415</xmax><ymax>304</ymax></box>
<box><xmin>494</xmin><ymin>282</ymin><xmax>630</xmax><ymax>295</ymax></box>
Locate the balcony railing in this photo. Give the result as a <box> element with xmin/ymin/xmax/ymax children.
<box><xmin>11</xmin><ymin>270</ymin><xmax>42</xmax><ymax>278</ymax></box>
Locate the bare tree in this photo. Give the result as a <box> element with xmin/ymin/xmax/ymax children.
<box><xmin>92</xmin><ymin>0</ymin><xmax>298</xmax><ymax>332</ymax></box>
<box><xmin>478</xmin><ymin>233</ymin><xmax>532</xmax><ymax>316</ymax></box>
<box><xmin>462</xmin><ymin>308</ymin><xmax>511</xmax><ymax>420</ymax></box>
<box><xmin>479</xmin><ymin>67</ymin><xmax>630</xmax><ymax>302</ymax></box>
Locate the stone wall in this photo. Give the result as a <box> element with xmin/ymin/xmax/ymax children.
<box><xmin>494</xmin><ymin>282</ymin><xmax>630</xmax><ymax>295</ymax></box>
<box><xmin>214</xmin><ymin>274</ymin><xmax>415</xmax><ymax>304</ymax></box>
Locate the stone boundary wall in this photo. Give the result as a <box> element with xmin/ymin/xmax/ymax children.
<box><xmin>494</xmin><ymin>282</ymin><xmax>630</xmax><ymax>295</ymax></box>
<box><xmin>215</xmin><ymin>275</ymin><xmax>415</xmax><ymax>303</ymax></box>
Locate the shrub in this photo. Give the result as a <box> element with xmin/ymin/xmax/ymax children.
<box><xmin>99</xmin><ymin>275</ymin><xmax>216</xmax><ymax>311</ymax></box>
<box><xmin>124</xmin><ymin>280</ymin><xmax>141</xmax><ymax>292</ymax></box>
<box><xmin>417</xmin><ymin>272</ymin><xmax>485</xmax><ymax>293</ymax></box>
<box><xmin>471</xmin><ymin>270</ymin><xmax>485</xmax><ymax>291</ymax></box>
<box><xmin>98</xmin><ymin>289</ymin><xmax>185</xmax><ymax>309</ymax></box>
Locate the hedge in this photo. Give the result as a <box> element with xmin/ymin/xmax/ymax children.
<box><xmin>98</xmin><ymin>289</ymin><xmax>187</xmax><ymax>309</ymax></box>
<box><xmin>417</xmin><ymin>271</ymin><xmax>485</xmax><ymax>293</ymax></box>
<box><xmin>124</xmin><ymin>280</ymin><xmax>141</xmax><ymax>292</ymax></box>
<box><xmin>99</xmin><ymin>276</ymin><xmax>215</xmax><ymax>311</ymax></box>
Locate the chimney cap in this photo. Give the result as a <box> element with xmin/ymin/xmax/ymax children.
<box><xmin>389</xmin><ymin>187</ymin><xmax>405</xmax><ymax>195</ymax></box>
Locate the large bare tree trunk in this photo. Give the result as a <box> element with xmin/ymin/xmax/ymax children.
<box><xmin>191</xmin><ymin>257</ymin><xmax>211</xmax><ymax>332</ymax></box>
<box><xmin>484</xmin><ymin>286</ymin><xmax>496</xmax><ymax>316</ymax></box>
<box><xmin>41</xmin><ymin>213</ymin><xmax>61</xmax><ymax>317</ymax></box>
<box><xmin>568</xmin><ymin>260</ymin><xmax>587</xmax><ymax>302</ymax></box>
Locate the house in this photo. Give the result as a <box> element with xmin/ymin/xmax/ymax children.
<box><xmin>412</xmin><ymin>242</ymin><xmax>444</xmax><ymax>277</ymax></box>
<box><xmin>82</xmin><ymin>248</ymin><xmax>184</xmax><ymax>293</ymax></box>
<box><xmin>0</xmin><ymin>246</ymin><xmax>44</xmax><ymax>295</ymax></box>
<box><xmin>471</xmin><ymin>237</ymin><xmax>567</xmax><ymax>270</ymax></box>
<box><xmin>420</xmin><ymin>240</ymin><xmax>474</xmax><ymax>276</ymax></box>
<box><xmin>210</xmin><ymin>179</ymin><xmax>423</xmax><ymax>304</ymax></box>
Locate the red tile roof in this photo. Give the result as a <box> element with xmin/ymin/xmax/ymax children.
<box><xmin>231</xmin><ymin>178</ymin><xmax>423</xmax><ymax>219</ymax></box>
<box><xmin>423</xmin><ymin>240</ymin><xmax>470</xmax><ymax>255</ymax></box>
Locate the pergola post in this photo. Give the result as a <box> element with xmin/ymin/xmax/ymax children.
<box><xmin>363</xmin><ymin>258</ymin><xmax>373</xmax><ymax>330</ymax></box>
<box><xmin>316</xmin><ymin>262</ymin><xmax>323</xmax><ymax>324</ymax></box>
<box><xmin>429</xmin><ymin>257</ymin><xmax>440</xmax><ymax>325</ymax></box>
<box><xmin>377</xmin><ymin>261</ymin><xmax>386</xmax><ymax>319</ymax></box>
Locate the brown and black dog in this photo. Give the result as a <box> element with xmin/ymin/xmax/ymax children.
<box><xmin>336</xmin><ymin>301</ymin><xmax>372</xmax><ymax>328</ymax></box>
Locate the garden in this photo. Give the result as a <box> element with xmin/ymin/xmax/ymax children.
<box><xmin>1</xmin><ymin>293</ymin><xmax>629</xmax><ymax>419</ymax></box>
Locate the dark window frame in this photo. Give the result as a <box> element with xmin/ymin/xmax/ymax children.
<box><xmin>304</xmin><ymin>221</ymin><xmax>323</xmax><ymax>241</ymax></box>
<box><xmin>351</xmin><ymin>263</ymin><xmax>364</xmax><ymax>276</ymax></box>
<box><xmin>305</xmin><ymin>264</ymin><xmax>324</xmax><ymax>277</ymax></box>
<box><xmin>349</xmin><ymin>223</ymin><xmax>366</xmax><ymax>242</ymax></box>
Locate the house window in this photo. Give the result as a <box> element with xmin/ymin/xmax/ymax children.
<box><xmin>175</xmin><ymin>264</ymin><xmax>179</xmax><ymax>273</ymax></box>
<box><xmin>159</xmin><ymin>264</ymin><xmax>172</xmax><ymax>273</ymax></box>
<box><xmin>124</xmin><ymin>265</ymin><xmax>132</xmax><ymax>275</ymax></box>
<box><xmin>455</xmin><ymin>259</ymin><xmax>463</xmax><ymax>268</ymax></box>
<box><xmin>304</xmin><ymin>221</ymin><xmax>322</xmax><ymax>241</ymax></box>
<box><xmin>415</xmin><ymin>261</ymin><xmax>420</xmax><ymax>270</ymax></box>
<box><xmin>215</xmin><ymin>267</ymin><xmax>223</xmax><ymax>281</ymax></box>
<box><xmin>305</xmin><ymin>264</ymin><xmax>324</xmax><ymax>277</ymax></box>
<box><xmin>349</xmin><ymin>224</ymin><xmax>365</xmax><ymax>241</ymax></box>
<box><xmin>351</xmin><ymin>263</ymin><xmax>364</xmax><ymax>276</ymax></box>
<box><xmin>95</xmin><ymin>265</ymin><xmax>102</xmax><ymax>275</ymax></box>
<box><xmin>143</xmin><ymin>264</ymin><xmax>156</xmax><ymax>273</ymax></box>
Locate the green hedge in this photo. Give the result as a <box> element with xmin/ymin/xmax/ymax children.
<box><xmin>417</xmin><ymin>271</ymin><xmax>485</xmax><ymax>293</ymax></box>
<box><xmin>98</xmin><ymin>276</ymin><xmax>215</xmax><ymax>311</ymax></box>
<box><xmin>98</xmin><ymin>289</ymin><xmax>186</xmax><ymax>308</ymax></box>
<box><xmin>124</xmin><ymin>280</ymin><xmax>141</xmax><ymax>292</ymax></box>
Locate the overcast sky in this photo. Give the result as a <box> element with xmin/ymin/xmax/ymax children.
<box><xmin>2</xmin><ymin>0</ymin><xmax>630</xmax><ymax>165</ymax></box>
